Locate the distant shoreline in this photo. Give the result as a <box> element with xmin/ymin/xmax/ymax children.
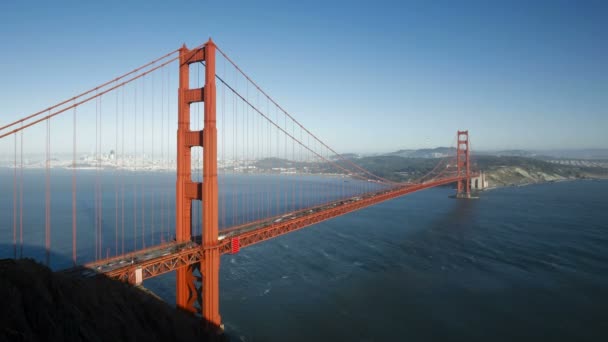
<box><xmin>479</xmin><ymin>176</ymin><xmax>608</xmax><ymax>192</ymax></box>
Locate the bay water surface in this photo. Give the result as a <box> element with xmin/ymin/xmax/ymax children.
<box><xmin>1</xmin><ymin>170</ymin><xmax>607</xmax><ymax>341</ymax></box>
<box><xmin>153</xmin><ymin>180</ymin><xmax>608</xmax><ymax>341</ymax></box>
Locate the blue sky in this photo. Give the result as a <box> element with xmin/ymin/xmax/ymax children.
<box><xmin>1</xmin><ymin>0</ymin><xmax>606</xmax><ymax>153</ymax></box>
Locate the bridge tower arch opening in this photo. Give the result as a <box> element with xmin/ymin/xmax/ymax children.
<box><xmin>175</xmin><ymin>38</ymin><xmax>221</xmax><ymax>330</ymax></box>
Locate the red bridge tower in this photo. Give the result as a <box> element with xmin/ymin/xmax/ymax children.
<box><xmin>456</xmin><ymin>130</ymin><xmax>471</xmax><ymax>198</ymax></box>
<box><xmin>175</xmin><ymin>39</ymin><xmax>221</xmax><ymax>329</ymax></box>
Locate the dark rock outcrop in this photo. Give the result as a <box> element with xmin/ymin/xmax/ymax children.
<box><xmin>0</xmin><ymin>258</ymin><xmax>225</xmax><ymax>342</ymax></box>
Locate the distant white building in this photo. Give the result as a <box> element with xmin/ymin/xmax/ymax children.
<box><xmin>471</xmin><ymin>171</ymin><xmax>489</xmax><ymax>190</ymax></box>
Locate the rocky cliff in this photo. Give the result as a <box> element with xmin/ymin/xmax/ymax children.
<box><xmin>0</xmin><ymin>258</ymin><xmax>226</xmax><ymax>342</ymax></box>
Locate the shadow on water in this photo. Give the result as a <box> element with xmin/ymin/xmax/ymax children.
<box><xmin>391</xmin><ymin>193</ymin><xmax>479</xmax><ymax>251</ymax></box>
<box><xmin>0</xmin><ymin>243</ymin><xmax>74</xmax><ymax>268</ymax></box>
<box><xmin>428</xmin><ymin>196</ymin><xmax>478</xmax><ymax>233</ymax></box>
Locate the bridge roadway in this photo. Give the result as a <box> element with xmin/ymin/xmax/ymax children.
<box><xmin>70</xmin><ymin>176</ymin><xmax>466</xmax><ymax>283</ymax></box>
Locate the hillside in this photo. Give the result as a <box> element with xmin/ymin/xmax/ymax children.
<box><xmin>473</xmin><ymin>155</ymin><xmax>608</xmax><ymax>187</ymax></box>
<box><xmin>0</xmin><ymin>259</ymin><xmax>226</xmax><ymax>342</ymax></box>
<box><xmin>385</xmin><ymin>147</ymin><xmax>455</xmax><ymax>159</ymax></box>
<box><xmin>239</xmin><ymin>150</ymin><xmax>608</xmax><ymax>188</ymax></box>
<box><xmin>350</xmin><ymin>154</ymin><xmax>608</xmax><ymax>185</ymax></box>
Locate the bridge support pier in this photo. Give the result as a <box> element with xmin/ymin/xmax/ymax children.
<box><xmin>201</xmin><ymin>248</ymin><xmax>221</xmax><ymax>329</ymax></box>
<box><xmin>175</xmin><ymin>38</ymin><xmax>222</xmax><ymax>331</ymax></box>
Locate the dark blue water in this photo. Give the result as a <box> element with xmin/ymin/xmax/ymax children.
<box><xmin>1</xmin><ymin>170</ymin><xmax>607</xmax><ymax>341</ymax></box>
<box><xmin>0</xmin><ymin>169</ymin><xmax>383</xmax><ymax>268</ymax></box>
<box><xmin>145</xmin><ymin>180</ymin><xmax>608</xmax><ymax>341</ymax></box>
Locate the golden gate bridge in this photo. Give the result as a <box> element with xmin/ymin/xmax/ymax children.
<box><xmin>0</xmin><ymin>38</ymin><xmax>475</xmax><ymax>332</ymax></box>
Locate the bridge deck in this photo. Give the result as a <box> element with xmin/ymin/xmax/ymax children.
<box><xmin>78</xmin><ymin>176</ymin><xmax>465</xmax><ymax>283</ymax></box>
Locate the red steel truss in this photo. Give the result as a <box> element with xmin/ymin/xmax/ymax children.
<box><xmin>91</xmin><ymin>175</ymin><xmax>468</xmax><ymax>284</ymax></box>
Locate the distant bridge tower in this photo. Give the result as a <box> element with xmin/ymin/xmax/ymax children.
<box><xmin>456</xmin><ymin>130</ymin><xmax>471</xmax><ymax>198</ymax></box>
<box><xmin>175</xmin><ymin>39</ymin><xmax>221</xmax><ymax>330</ymax></box>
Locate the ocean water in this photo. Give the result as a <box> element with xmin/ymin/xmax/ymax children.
<box><xmin>0</xmin><ymin>169</ymin><xmax>383</xmax><ymax>267</ymax></box>
<box><xmin>149</xmin><ymin>180</ymin><xmax>608</xmax><ymax>341</ymax></box>
<box><xmin>1</xmin><ymin>170</ymin><xmax>607</xmax><ymax>341</ymax></box>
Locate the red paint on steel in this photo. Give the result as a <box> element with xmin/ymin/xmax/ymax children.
<box><xmin>175</xmin><ymin>42</ymin><xmax>197</xmax><ymax>314</ymax></box>
<box><xmin>175</xmin><ymin>39</ymin><xmax>222</xmax><ymax>328</ymax></box>
<box><xmin>200</xmin><ymin>38</ymin><xmax>222</xmax><ymax>328</ymax></box>
<box><xmin>96</xmin><ymin>176</ymin><xmax>468</xmax><ymax>282</ymax></box>
<box><xmin>231</xmin><ymin>237</ymin><xmax>240</xmax><ymax>254</ymax></box>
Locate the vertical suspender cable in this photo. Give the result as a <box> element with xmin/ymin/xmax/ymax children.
<box><xmin>134</xmin><ymin>80</ymin><xmax>137</xmax><ymax>252</ymax></box>
<box><xmin>307</xmin><ymin>134</ymin><xmax>310</xmax><ymax>209</ymax></box>
<box><xmin>284</xmin><ymin>111</ymin><xmax>287</xmax><ymax>214</ymax></box>
<box><xmin>115</xmin><ymin>81</ymin><xmax>119</xmax><ymax>256</ymax></box>
<box><xmin>291</xmin><ymin>121</ymin><xmax>297</xmax><ymax>211</ymax></box>
<box><xmin>20</xmin><ymin>124</ymin><xmax>23</xmax><ymax>258</ymax></box>
<box><xmin>99</xmin><ymin>96</ymin><xmax>103</xmax><ymax>259</ymax></box>
<box><xmin>151</xmin><ymin>72</ymin><xmax>155</xmax><ymax>245</ymax></box>
<box><xmin>267</xmin><ymin>97</ymin><xmax>271</xmax><ymax>218</ymax></box>
<box><xmin>221</xmin><ymin>58</ymin><xmax>226</xmax><ymax>230</ymax></box>
<box><xmin>165</xmin><ymin>67</ymin><xmax>170</xmax><ymax>242</ymax></box>
<box><xmin>141</xmin><ymin>76</ymin><xmax>145</xmax><ymax>249</ymax></box>
<box><xmin>257</xmin><ymin>92</ymin><xmax>261</xmax><ymax>220</ymax></box>
<box><xmin>160</xmin><ymin>66</ymin><xmax>164</xmax><ymax>242</ymax></box>
<box><xmin>256</xmin><ymin>92</ymin><xmax>260</xmax><ymax>221</ymax></box>
<box><xmin>299</xmin><ymin>127</ymin><xmax>302</xmax><ymax>210</ymax></box>
<box><xmin>232</xmin><ymin>73</ymin><xmax>237</xmax><ymax>227</ymax></box>
<box><xmin>121</xmin><ymin>86</ymin><xmax>125</xmax><ymax>255</ymax></box>
<box><xmin>241</xmin><ymin>88</ymin><xmax>245</xmax><ymax>225</ymax></box>
<box><xmin>260</xmin><ymin>94</ymin><xmax>264</xmax><ymax>219</ymax></box>
<box><xmin>278</xmin><ymin>107</ymin><xmax>282</xmax><ymax>215</ymax></box>
<box><xmin>167</xmin><ymin>66</ymin><xmax>171</xmax><ymax>241</ymax></box>
<box><xmin>95</xmin><ymin>95</ymin><xmax>98</xmax><ymax>260</ymax></box>
<box><xmin>13</xmin><ymin>134</ymin><xmax>17</xmax><ymax>258</ymax></box>
<box><xmin>72</xmin><ymin>104</ymin><xmax>77</xmax><ymax>265</ymax></box>
<box><xmin>245</xmin><ymin>81</ymin><xmax>249</xmax><ymax>224</ymax></box>
<box><xmin>45</xmin><ymin>116</ymin><xmax>51</xmax><ymax>266</ymax></box>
